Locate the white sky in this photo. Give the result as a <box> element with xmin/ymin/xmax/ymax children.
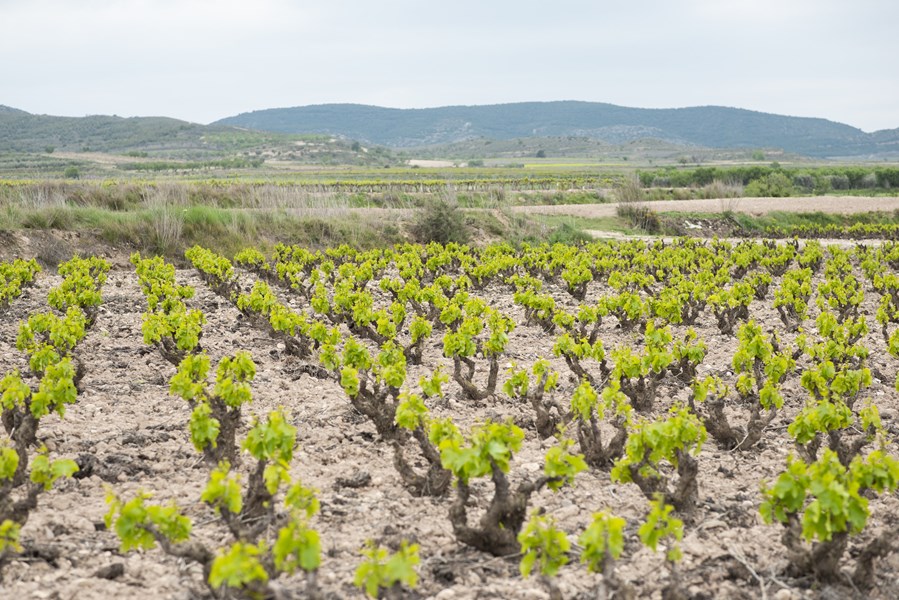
<box><xmin>2</xmin><ymin>0</ymin><xmax>897</xmax><ymax>132</ymax></box>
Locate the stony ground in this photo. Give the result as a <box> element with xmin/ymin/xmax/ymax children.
<box><xmin>1</xmin><ymin>246</ymin><xmax>899</xmax><ymax>600</ymax></box>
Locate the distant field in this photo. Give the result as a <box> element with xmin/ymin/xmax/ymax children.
<box><xmin>521</xmin><ymin>161</ymin><xmax>623</xmax><ymax>168</ymax></box>
<box><xmin>1</xmin><ymin>163</ymin><xmax>899</xmax><ymax>260</ymax></box>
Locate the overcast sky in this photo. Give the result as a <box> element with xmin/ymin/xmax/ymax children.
<box><xmin>2</xmin><ymin>0</ymin><xmax>897</xmax><ymax>132</ymax></box>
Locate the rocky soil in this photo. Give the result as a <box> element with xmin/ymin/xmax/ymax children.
<box><xmin>1</xmin><ymin>247</ymin><xmax>898</xmax><ymax>599</ymax></box>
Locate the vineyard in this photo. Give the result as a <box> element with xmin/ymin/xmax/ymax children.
<box><xmin>2</xmin><ymin>238</ymin><xmax>899</xmax><ymax>599</ymax></box>
<box><xmin>0</xmin><ymin>172</ymin><xmax>617</xmax><ymax>195</ymax></box>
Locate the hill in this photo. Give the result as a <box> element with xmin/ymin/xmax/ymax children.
<box><xmin>0</xmin><ymin>107</ymin><xmax>395</xmax><ymax>167</ymax></box>
<box><xmin>0</xmin><ymin>109</ymin><xmax>224</xmax><ymax>156</ymax></box>
<box><xmin>214</xmin><ymin>101</ymin><xmax>899</xmax><ymax>158</ymax></box>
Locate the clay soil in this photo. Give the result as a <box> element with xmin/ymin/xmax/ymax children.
<box><xmin>2</xmin><ymin>248</ymin><xmax>899</xmax><ymax>600</ymax></box>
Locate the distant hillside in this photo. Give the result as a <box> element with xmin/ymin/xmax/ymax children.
<box><xmin>0</xmin><ymin>107</ymin><xmax>395</xmax><ymax>166</ymax></box>
<box><xmin>0</xmin><ymin>105</ymin><xmax>28</xmax><ymax>116</ymax></box>
<box><xmin>0</xmin><ymin>109</ymin><xmax>225</xmax><ymax>155</ymax></box>
<box><xmin>406</xmin><ymin>135</ymin><xmax>710</xmax><ymax>162</ymax></box>
<box><xmin>214</xmin><ymin>101</ymin><xmax>899</xmax><ymax>158</ymax></box>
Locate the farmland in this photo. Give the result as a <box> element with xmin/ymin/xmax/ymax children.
<box><xmin>2</xmin><ymin>237</ymin><xmax>899</xmax><ymax>599</ymax></box>
<box><xmin>3</xmin><ymin>160</ymin><xmax>899</xmax><ymax>264</ymax></box>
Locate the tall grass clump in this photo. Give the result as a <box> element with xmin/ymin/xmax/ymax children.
<box><xmin>615</xmin><ymin>176</ymin><xmax>661</xmax><ymax>233</ymax></box>
<box><xmin>149</xmin><ymin>205</ymin><xmax>184</xmax><ymax>255</ymax></box>
<box><xmin>144</xmin><ymin>184</ymin><xmax>186</xmax><ymax>254</ymax></box>
<box><xmin>700</xmin><ymin>179</ymin><xmax>743</xmax><ymax>200</ymax></box>
<box><xmin>16</xmin><ymin>183</ymin><xmax>68</xmax><ymax>209</ymax></box>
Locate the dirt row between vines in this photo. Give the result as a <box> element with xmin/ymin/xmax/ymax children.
<box><xmin>1</xmin><ymin>256</ymin><xmax>899</xmax><ymax>599</ymax></box>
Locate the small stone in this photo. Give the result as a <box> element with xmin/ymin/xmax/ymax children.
<box><xmin>276</xmin><ymin>342</ymin><xmax>286</xmax><ymax>352</ymax></box>
<box><xmin>334</xmin><ymin>471</ymin><xmax>371</xmax><ymax>490</ymax></box>
<box><xmin>698</xmin><ymin>519</ymin><xmax>728</xmax><ymax>530</ymax></box>
<box><xmin>773</xmin><ymin>589</ymin><xmax>793</xmax><ymax>600</ymax></box>
<box><xmin>554</xmin><ymin>504</ymin><xmax>579</xmax><ymax>520</ymax></box>
<box><xmin>680</xmin><ymin>536</ymin><xmax>706</xmax><ymax>559</ymax></box>
<box><xmin>93</xmin><ymin>563</ymin><xmax>125</xmax><ymax>580</ymax></box>
<box><xmin>434</xmin><ymin>589</ymin><xmax>456</xmax><ymax>600</ymax></box>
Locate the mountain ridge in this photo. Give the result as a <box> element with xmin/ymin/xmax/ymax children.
<box><xmin>1</xmin><ymin>101</ymin><xmax>898</xmax><ymax>159</ymax></box>
<box><xmin>213</xmin><ymin>100</ymin><xmax>899</xmax><ymax>157</ymax></box>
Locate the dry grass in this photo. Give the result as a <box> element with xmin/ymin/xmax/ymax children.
<box><xmin>702</xmin><ymin>178</ymin><xmax>744</xmax><ymax>200</ymax></box>
<box><xmin>615</xmin><ymin>175</ymin><xmax>662</xmax><ymax>233</ymax></box>
<box><xmin>143</xmin><ymin>185</ymin><xmax>186</xmax><ymax>254</ymax></box>
<box><xmin>13</xmin><ymin>183</ymin><xmax>68</xmax><ymax>209</ymax></box>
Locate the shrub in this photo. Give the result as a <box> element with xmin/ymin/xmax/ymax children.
<box><xmin>745</xmin><ymin>172</ymin><xmax>794</xmax><ymax>197</ymax></box>
<box><xmin>792</xmin><ymin>173</ymin><xmax>815</xmax><ymax>191</ymax></box>
<box><xmin>827</xmin><ymin>175</ymin><xmax>851</xmax><ymax>190</ymax></box>
<box><xmin>547</xmin><ymin>223</ymin><xmax>592</xmax><ymax>246</ymax></box>
<box><xmin>412</xmin><ymin>195</ymin><xmax>470</xmax><ymax>244</ymax></box>
<box><xmin>617</xmin><ymin>203</ymin><xmax>661</xmax><ymax>233</ymax></box>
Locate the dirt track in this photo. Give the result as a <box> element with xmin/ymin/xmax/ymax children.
<box><xmin>511</xmin><ymin>195</ymin><xmax>899</xmax><ymax>218</ymax></box>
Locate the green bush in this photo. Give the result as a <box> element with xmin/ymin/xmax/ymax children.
<box><xmin>548</xmin><ymin>222</ymin><xmax>593</xmax><ymax>245</ymax></box>
<box><xmin>411</xmin><ymin>196</ymin><xmax>470</xmax><ymax>244</ymax></box>
<box><xmin>745</xmin><ymin>172</ymin><xmax>794</xmax><ymax>197</ymax></box>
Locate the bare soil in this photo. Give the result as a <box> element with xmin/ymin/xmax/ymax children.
<box><xmin>2</xmin><ymin>245</ymin><xmax>899</xmax><ymax>600</ymax></box>
<box><xmin>511</xmin><ymin>195</ymin><xmax>899</xmax><ymax>218</ymax></box>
